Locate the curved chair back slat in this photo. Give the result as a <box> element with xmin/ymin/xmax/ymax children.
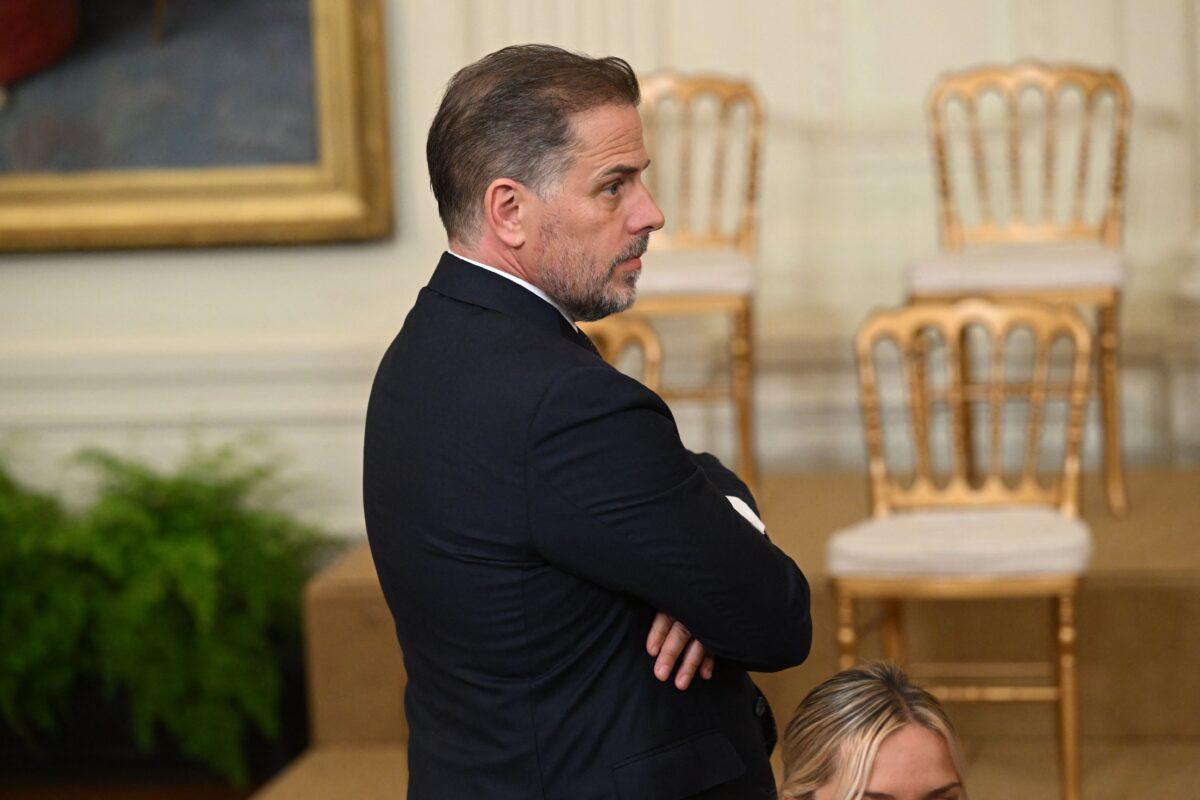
<box><xmin>580</xmin><ymin>315</ymin><xmax>663</xmax><ymax>393</ymax></box>
<box><xmin>855</xmin><ymin>299</ymin><xmax>1092</xmax><ymax>518</ymax></box>
<box><xmin>928</xmin><ymin>62</ymin><xmax>1130</xmax><ymax>251</ymax></box>
<box><xmin>639</xmin><ymin>72</ymin><xmax>764</xmax><ymax>257</ymax></box>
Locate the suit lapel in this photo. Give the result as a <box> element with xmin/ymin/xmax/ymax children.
<box><xmin>571</xmin><ymin>327</ymin><xmax>602</xmax><ymax>357</ymax></box>
<box><xmin>427</xmin><ymin>252</ymin><xmax>590</xmax><ymax>351</ymax></box>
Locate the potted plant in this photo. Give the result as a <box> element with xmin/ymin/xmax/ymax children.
<box><xmin>0</xmin><ymin>443</ymin><xmax>338</xmax><ymax>786</ymax></box>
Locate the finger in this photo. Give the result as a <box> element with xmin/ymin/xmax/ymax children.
<box><xmin>701</xmin><ymin>654</ymin><xmax>715</xmax><ymax>680</ymax></box>
<box><xmin>654</xmin><ymin>621</ymin><xmax>691</xmax><ymax>681</ymax></box>
<box><xmin>646</xmin><ymin>612</ymin><xmax>673</xmax><ymax>657</ymax></box>
<box><xmin>674</xmin><ymin>639</ymin><xmax>707</xmax><ymax>690</ymax></box>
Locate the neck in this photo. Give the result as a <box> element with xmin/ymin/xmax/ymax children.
<box><xmin>450</xmin><ymin>237</ymin><xmax>537</xmax><ymax>286</ymax></box>
<box><xmin>447</xmin><ymin>240</ymin><xmax>578</xmax><ymax>329</ymax></box>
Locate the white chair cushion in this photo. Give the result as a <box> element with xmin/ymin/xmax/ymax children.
<box><xmin>826</xmin><ymin>507</ymin><xmax>1092</xmax><ymax>577</ymax></box>
<box><xmin>906</xmin><ymin>243</ymin><xmax>1125</xmax><ymax>294</ymax></box>
<box><xmin>638</xmin><ymin>251</ymin><xmax>754</xmax><ymax>295</ymax></box>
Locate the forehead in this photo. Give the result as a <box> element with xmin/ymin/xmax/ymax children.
<box><xmin>565</xmin><ymin>104</ymin><xmax>647</xmax><ymax>175</ymax></box>
<box><xmin>866</xmin><ymin>724</ymin><xmax>958</xmax><ymax>793</ymax></box>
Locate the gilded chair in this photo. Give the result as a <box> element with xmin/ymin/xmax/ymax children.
<box><xmin>631</xmin><ymin>72</ymin><xmax>764</xmax><ymax>492</ymax></box>
<box><xmin>580</xmin><ymin>314</ymin><xmax>663</xmax><ymax>393</ymax></box>
<box><xmin>908</xmin><ymin>62</ymin><xmax>1131</xmax><ymax>515</ymax></box>
<box><xmin>829</xmin><ymin>298</ymin><xmax>1093</xmax><ymax>800</ymax></box>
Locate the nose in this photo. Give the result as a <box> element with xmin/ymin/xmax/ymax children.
<box><xmin>632</xmin><ymin>181</ymin><xmax>665</xmax><ymax>235</ymax></box>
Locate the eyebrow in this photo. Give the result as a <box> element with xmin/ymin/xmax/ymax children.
<box><xmin>862</xmin><ymin>785</ymin><xmax>962</xmax><ymax>800</ymax></box>
<box><xmin>597</xmin><ymin>159</ymin><xmax>651</xmax><ymax>181</ymax></box>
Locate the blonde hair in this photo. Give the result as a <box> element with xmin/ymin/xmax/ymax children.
<box><xmin>780</xmin><ymin>662</ymin><xmax>965</xmax><ymax>800</ymax></box>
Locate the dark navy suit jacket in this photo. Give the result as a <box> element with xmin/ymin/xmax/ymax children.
<box><xmin>363</xmin><ymin>253</ymin><xmax>812</xmax><ymax>799</ymax></box>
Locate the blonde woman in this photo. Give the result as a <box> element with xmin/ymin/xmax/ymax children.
<box><xmin>781</xmin><ymin>662</ymin><xmax>966</xmax><ymax>800</ymax></box>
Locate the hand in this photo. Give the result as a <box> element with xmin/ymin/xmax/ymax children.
<box><xmin>645</xmin><ymin>611</ymin><xmax>715</xmax><ymax>690</ymax></box>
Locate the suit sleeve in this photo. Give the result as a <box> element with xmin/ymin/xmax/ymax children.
<box><xmin>687</xmin><ymin>450</ymin><xmax>761</xmax><ymax>518</ymax></box>
<box><xmin>526</xmin><ymin>365</ymin><xmax>811</xmax><ymax>672</ymax></box>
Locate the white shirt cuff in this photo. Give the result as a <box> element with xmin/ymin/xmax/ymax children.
<box><xmin>726</xmin><ymin>495</ymin><xmax>767</xmax><ymax>535</ymax></box>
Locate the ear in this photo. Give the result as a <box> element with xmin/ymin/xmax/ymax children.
<box><xmin>482</xmin><ymin>177</ymin><xmax>529</xmax><ymax>249</ymax></box>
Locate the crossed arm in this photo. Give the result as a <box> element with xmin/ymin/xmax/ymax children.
<box><xmin>651</xmin><ymin>451</ymin><xmax>768</xmax><ymax>690</ymax></box>
<box><xmin>648</xmin><ymin>482</ymin><xmax>768</xmax><ymax>690</ymax></box>
<box><xmin>528</xmin><ymin>365</ymin><xmax>811</xmax><ymax>685</ymax></box>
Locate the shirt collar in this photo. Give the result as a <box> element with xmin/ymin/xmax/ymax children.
<box><xmin>447</xmin><ymin>250</ymin><xmax>577</xmax><ymax>331</ymax></box>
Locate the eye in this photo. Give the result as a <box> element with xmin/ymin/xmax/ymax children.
<box><xmin>605</xmin><ymin>180</ymin><xmax>621</xmax><ymax>196</ymax></box>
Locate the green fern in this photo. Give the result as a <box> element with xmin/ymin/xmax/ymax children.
<box><xmin>0</xmin><ymin>444</ymin><xmax>337</xmax><ymax>785</ymax></box>
<box><xmin>0</xmin><ymin>468</ymin><xmax>95</xmax><ymax>736</ymax></box>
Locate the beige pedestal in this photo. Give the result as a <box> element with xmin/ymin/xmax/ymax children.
<box><xmin>254</xmin><ymin>470</ymin><xmax>1200</xmax><ymax>797</ymax></box>
<box><xmin>250</xmin><ymin>746</ymin><xmax>408</xmax><ymax>800</ymax></box>
<box><xmin>249</xmin><ymin>546</ymin><xmax>408</xmax><ymax>800</ymax></box>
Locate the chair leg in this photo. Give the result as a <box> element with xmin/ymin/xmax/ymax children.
<box><xmin>730</xmin><ymin>300</ymin><xmax>758</xmax><ymax>496</ymax></box>
<box><xmin>957</xmin><ymin>326</ymin><xmax>976</xmax><ymax>484</ymax></box>
<box><xmin>1055</xmin><ymin>592</ymin><xmax>1081</xmax><ymax>800</ymax></box>
<box><xmin>835</xmin><ymin>586</ymin><xmax>858</xmax><ymax>670</ymax></box>
<box><xmin>882</xmin><ymin>599</ymin><xmax>906</xmax><ymax>666</ymax></box>
<box><xmin>910</xmin><ymin>330</ymin><xmax>932</xmax><ymax>476</ymax></box>
<box><xmin>1098</xmin><ymin>299</ymin><xmax>1128</xmax><ymax>517</ymax></box>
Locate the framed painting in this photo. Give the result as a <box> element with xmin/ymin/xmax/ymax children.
<box><xmin>0</xmin><ymin>0</ymin><xmax>392</xmax><ymax>251</ymax></box>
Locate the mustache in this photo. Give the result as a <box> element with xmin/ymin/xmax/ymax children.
<box><xmin>611</xmin><ymin>235</ymin><xmax>649</xmax><ymax>268</ymax></box>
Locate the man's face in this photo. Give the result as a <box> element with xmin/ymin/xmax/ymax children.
<box><xmin>529</xmin><ymin>104</ymin><xmax>664</xmax><ymax>322</ymax></box>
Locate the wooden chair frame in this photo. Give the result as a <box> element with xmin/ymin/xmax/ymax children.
<box><xmin>632</xmin><ymin>73</ymin><xmax>764</xmax><ymax>491</ymax></box>
<box><xmin>834</xmin><ymin>298</ymin><xmax>1093</xmax><ymax>800</ymax></box>
<box><xmin>916</xmin><ymin>61</ymin><xmax>1132</xmax><ymax>516</ymax></box>
<box><xmin>580</xmin><ymin>314</ymin><xmax>663</xmax><ymax>393</ymax></box>
<box><xmin>640</xmin><ymin>73</ymin><xmax>763</xmax><ymax>255</ymax></box>
<box><xmin>929</xmin><ymin>62</ymin><xmax>1129</xmax><ymax>250</ymax></box>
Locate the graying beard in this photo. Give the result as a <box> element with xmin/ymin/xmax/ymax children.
<box><xmin>566</xmin><ymin>269</ymin><xmax>639</xmax><ymax>322</ymax></box>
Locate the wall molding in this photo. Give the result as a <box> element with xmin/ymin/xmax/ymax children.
<box><xmin>2</xmin><ymin>325</ymin><xmax>1194</xmax><ymax>541</ymax></box>
<box><xmin>2</xmin><ymin>329</ymin><xmax>1191</xmax><ymax>463</ymax></box>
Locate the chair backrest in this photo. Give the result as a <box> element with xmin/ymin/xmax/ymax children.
<box><xmin>854</xmin><ymin>299</ymin><xmax>1092</xmax><ymax>518</ymax></box>
<box><xmin>639</xmin><ymin>72</ymin><xmax>764</xmax><ymax>256</ymax></box>
<box><xmin>580</xmin><ymin>315</ymin><xmax>663</xmax><ymax>392</ymax></box>
<box><xmin>928</xmin><ymin>61</ymin><xmax>1130</xmax><ymax>251</ymax></box>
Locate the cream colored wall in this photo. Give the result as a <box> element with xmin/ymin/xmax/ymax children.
<box><xmin>2</xmin><ymin>1</ymin><xmax>1197</xmax><ymax>534</ymax></box>
<box><xmin>0</xmin><ymin>0</ymin><xmax>470</xmax><ymax>532</ymax></box>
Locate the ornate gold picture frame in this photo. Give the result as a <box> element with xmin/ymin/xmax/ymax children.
<box><xmin>0</xmin><ymin>0</ymin><xmax>392</xmax><ymax>251</ymax></box>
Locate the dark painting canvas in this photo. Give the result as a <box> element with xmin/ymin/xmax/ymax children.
<box><xmin>0</xmin><ymin>0</ymin><xmax>318</xmax><ymax>173</ymax></box>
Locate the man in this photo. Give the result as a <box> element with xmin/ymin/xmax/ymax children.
<box><xmin>363</xmin><ymin>44</ymin><xmax>811</xmax><ymax>799</ymax></box>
